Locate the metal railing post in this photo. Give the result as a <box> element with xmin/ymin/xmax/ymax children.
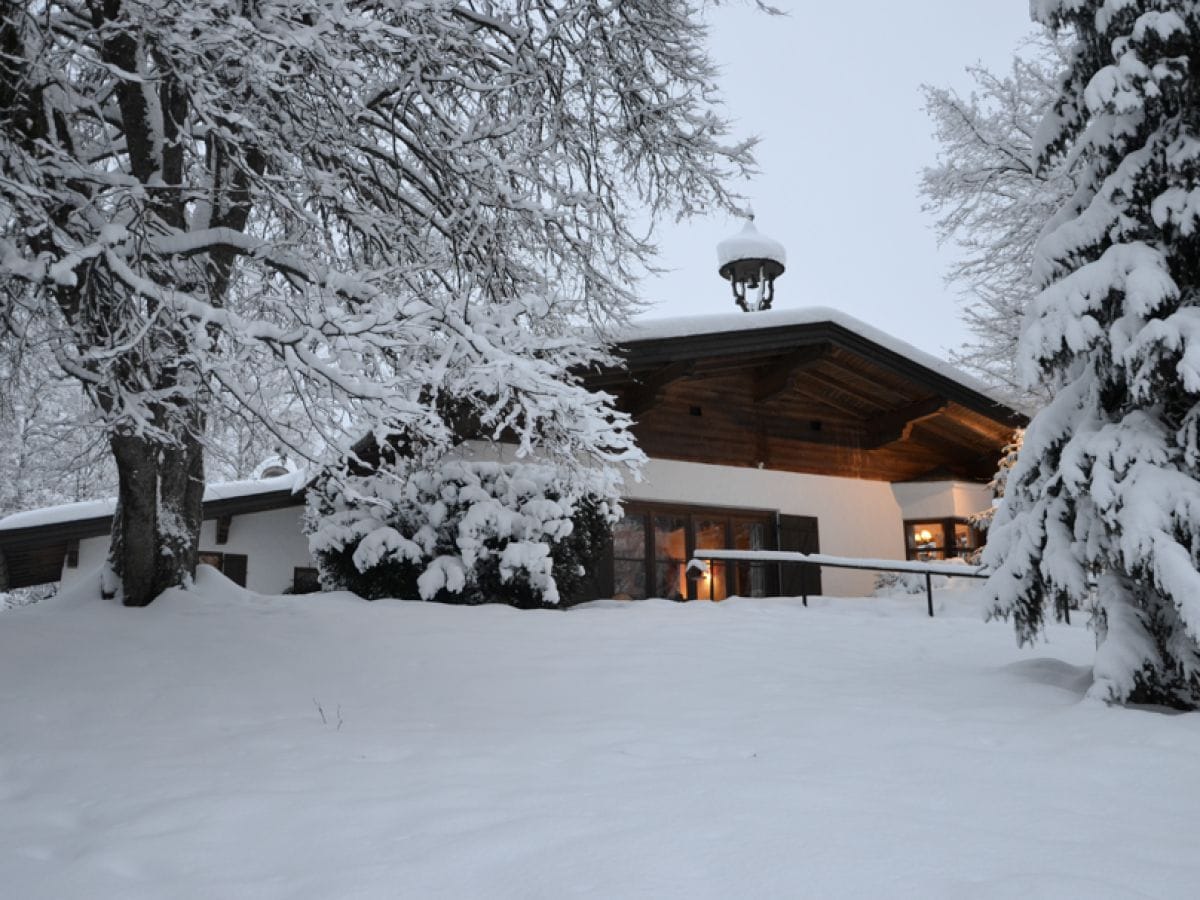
<box><xmin>925</xmin><ymin>571</ymin><xmax>934</xmax><ymax>618</ymax></box>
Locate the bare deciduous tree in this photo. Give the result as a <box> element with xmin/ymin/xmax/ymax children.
<box><xmin>921</xmin><ymin>33</ymin><xmax>1075</xmax><ymax>406</ymax></box>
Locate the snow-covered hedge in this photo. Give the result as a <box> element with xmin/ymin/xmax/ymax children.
<box><xmin>307</xmin><ymin>460</ymin><xmax>613</xmax><ymax>608</ymax></box>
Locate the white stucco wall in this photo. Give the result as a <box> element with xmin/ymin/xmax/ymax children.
<box><xmin>63</xmin><ymin>534</ymin><xmax>110</xmax><ymax>590</ymax></box>
<box><xmin>889</xmin><ymin>481</ymin><xmax>993</xmax><ymax>521</ymax></box>
<box><xmin>55</xmin><ymin>467</ymin><xmax>996</xmax><ymax>601</ymax></box>
<box><xmin>60</xmin><ymin>505</ymin><xmax>314</xmax><ymax>596</ymax></box>
<box><xmin>624</xmin><ymin>459</ymin><xmax>908</xmax><ymax>596</ymax></box>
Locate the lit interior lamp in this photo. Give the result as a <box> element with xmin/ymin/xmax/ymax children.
<box><xmin>915</xmin><ymin>528</ymin><xmax>934</xmax><ymax>545</ymax></box>
<box><xmin>717</xmin><ymin>215</ymin><xmax>787</xmax><ymax>312</ymax></box>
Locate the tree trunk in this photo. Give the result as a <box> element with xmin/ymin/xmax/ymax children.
<box><xmin>107</xmin><ymin>426</ymin><xmax>206</xmax><ymax>607</ymax></box>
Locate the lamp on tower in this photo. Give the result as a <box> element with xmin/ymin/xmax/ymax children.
<box><xmin>717</xmin><ymin>215</ymin><xmax>787</xmax><ymax>312</ymax></box>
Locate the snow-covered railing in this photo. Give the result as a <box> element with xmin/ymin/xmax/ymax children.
<box><xmin>687</xmin><ymin>549</ymin><xmax>987</xmax><ymax>618</ymax></box>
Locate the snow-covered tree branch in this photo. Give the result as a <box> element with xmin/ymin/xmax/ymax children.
<box><xmin>921</xmin><ymin>33</ymin><xmax>1076</xmax><ymax>406</ymax></box>
<box><xmin>0</xmin><ymin>0</ymin><xmax>754</xmax><ymax>606</ymax></box>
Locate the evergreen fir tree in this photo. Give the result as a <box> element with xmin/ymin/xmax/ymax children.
<box><xmin>984</xmin><ymin>1</ymin><xmax>1200</xmax><ymax>708</ymax></box>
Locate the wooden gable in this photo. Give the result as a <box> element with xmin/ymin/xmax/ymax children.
<box><xmin>587</xmin><ymin>319</ymin><xmax>1025</xmax><ymax>482</ymax></box>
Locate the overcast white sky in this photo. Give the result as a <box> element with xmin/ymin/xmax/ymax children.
<box><xmin>640</xmin><ymin>1</ymin><xmax>1038</xmax><ymax>362</ymax></box>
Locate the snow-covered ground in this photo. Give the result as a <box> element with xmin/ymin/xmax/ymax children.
<box><xmin>2</xmin><ymin>571</ymin><xmax>1197</xmax><ymax>899</ymax></box>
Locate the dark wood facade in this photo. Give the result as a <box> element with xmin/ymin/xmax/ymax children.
<box><xmin>587</xmin><ymin>320</ymin><xmax>1025</xmax><ymax>483</ymax></box>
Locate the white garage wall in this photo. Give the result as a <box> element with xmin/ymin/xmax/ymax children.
<box><xmin>60</xmin><ymin>505</ymin><xmax>313</xmax><ymax>596</ymax></box>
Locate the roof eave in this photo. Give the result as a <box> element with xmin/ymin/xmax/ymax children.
<box><xmin>604</xmin><ymin>319</ymin><xmax>1027</xmax><ymax>430</ymax></box>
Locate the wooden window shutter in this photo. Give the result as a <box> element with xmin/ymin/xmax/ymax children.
<box><xmin>292</xmin><ymin>567</ymin><xmax>321</xmax><ymax>594</ymax></box>
<box><xmin>776</xmin><ymin>514</ymin><xmax>821</xmax><ymax>597</ymax></box>
<box><xmin>221</xmin><ymin>553</ymin><xmax>248</xmax><ymax>588</ymax></box>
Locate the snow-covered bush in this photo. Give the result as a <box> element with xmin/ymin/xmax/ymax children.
<box><xmin>873</xmin><ymin>562</ymin><xmax>968</xmax><ymax>597</ymax></box>
<box><xmin>308</xmin><ymin>459</ymin><xmax>613</xmax><ymax>609</ymax></box>
<box><xmin>873</xmin><ymin>572</ymin><xmax>928</xmax><ymax>596</ymax></box>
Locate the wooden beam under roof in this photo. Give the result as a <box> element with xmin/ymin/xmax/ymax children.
<box><xmin>606</xmin><ymin>317</ymin><xmax>1026</xmax><ymax>429</ymax></box>
<box><xmin>814</xmin><ymin>360</ymin><xmax>914</xmax><ymax>409</ymax></box>
<box><xmin>779</xmin><ymin>381</ymin><xmax>870</xmax><ymax>420</ymax></box>
<box><xmin>752</xmin><ymin>343</ymin><xmax>832</xmax><ymax>403</ymax></box>
<box><xmin>623</xmin><ymin>360</ymin><xmax>695</xmax><ymax>418</ymax></box>
<box><xmin>906</xmin><ymin>447</ymin><xmax>1003</xmax><ymax>482</ymax></box>
<box><xmin>799</xmin><ymin>368</ymin><xmax>902</xmax><ymax>412</ymax></box>
<box><xmin>730</xmin><ymin>410</ymin><xmax>866</xmax><ymax>447</ymax></box>
<box><xmin>863</xmin><ymin>397</ymin><xmax>950</xmax><ymax>449</ymax></box>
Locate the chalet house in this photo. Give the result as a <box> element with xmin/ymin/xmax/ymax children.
<box><xmin>0</xmin><ymin>307</ymin><xmax>1024</xmax><ymax>602</ymax></box>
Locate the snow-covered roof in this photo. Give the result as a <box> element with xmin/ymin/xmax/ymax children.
<box><xmin>0</xmin><ymin>471</ymin><xmax>305</xmax><ymax>533</ymax></box>
<box><xmin>716</xmin><ymin>219</ymin><xmax>787</xmax><ymax>269</ymax></box>
<box><xmin>618</xmin><ymin>306</ymin><xmax>1009</xmax><ymax>408</ymax></box>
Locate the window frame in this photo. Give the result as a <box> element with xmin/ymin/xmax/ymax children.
<box><xmin>611</xmin><ymin>501</ymin><xmax>777</xmax><ymax>601</ymax></box>
<box><xmin>902</xmin><ymin>517</ymin><xmax>983</xmax><ymax>561</ymax></box>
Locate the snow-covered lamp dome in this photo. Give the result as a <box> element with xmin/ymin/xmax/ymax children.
<box><xmin>717</xmin><ymin>216</ymin><xmax>787</xmax><ymax>312</ymax></box>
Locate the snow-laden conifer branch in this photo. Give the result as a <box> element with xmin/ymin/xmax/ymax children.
<box><xmin>984</xmin><ymin>0</ymin><xmax>1200</xmax><ymax>708</ymax></box>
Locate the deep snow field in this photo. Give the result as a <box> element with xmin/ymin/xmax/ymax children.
<box><xmin>3</xmin><ymin>570</ymin><xmax>1198</xmax><ymax>899</ymax></box>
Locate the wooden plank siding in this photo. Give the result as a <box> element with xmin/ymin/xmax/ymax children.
<box><xmin>589</xmin><ymin>320</ymin><xmax>1025</xmax><ymax>483</ymax></box>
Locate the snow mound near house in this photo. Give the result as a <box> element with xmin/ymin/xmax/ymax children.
<box><xmin>2</xmin><ymin>582</ymin><xmax>1198</xmax><ymax>899</ymax></box>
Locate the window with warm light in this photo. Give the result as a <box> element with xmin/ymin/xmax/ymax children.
<box><xmin>904</xmin><ymin>519</ymin><xmax>981</xmax><ymax>561</ymax></box>
<box><xmin>609</xmin><ymin>503</ymin><xmax>775</xmax><ymax>601</ymax></box>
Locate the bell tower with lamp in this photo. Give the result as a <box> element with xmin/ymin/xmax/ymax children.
<box><xmin>716</xmin><ymin>214</ymin><xmax>787</xmax><ymax>312</ymax></box>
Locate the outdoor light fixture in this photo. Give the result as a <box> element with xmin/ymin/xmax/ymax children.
<box><xmin>717</xmin><ymin>215</ymin><xmax>787</xmax><ymax>312</ymax></box>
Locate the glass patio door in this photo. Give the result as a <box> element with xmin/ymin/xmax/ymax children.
<box><xmin>610</xmin><ymin>503</ymin><xmax>775</xmax><ymax>601</ymax></box>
